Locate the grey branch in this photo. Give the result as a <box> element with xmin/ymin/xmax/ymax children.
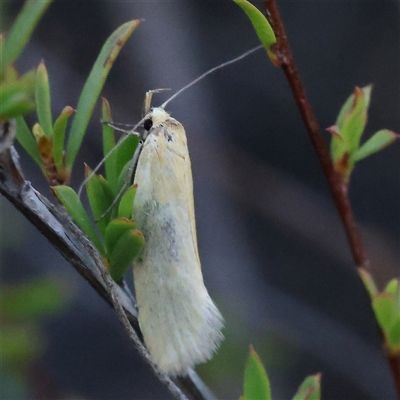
<box><xmin>0</xmin><ymin>121</ymin><xmax>217</xmax><ymax>400</ymax></box>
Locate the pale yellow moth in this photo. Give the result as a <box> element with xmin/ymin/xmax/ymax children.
<box><xmin>133</xmin><ymin>106</ymin><xmax>224</xmax><ymax>377</ymax></box>
<box><xmin>83</xmin><ymin>46</ymin><xmax>262</xmax><ymax>377</ymax></box>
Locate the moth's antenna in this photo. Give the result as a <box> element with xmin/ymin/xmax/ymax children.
<box><xmin>78</xmin><ymin>44</ymin><xmax>263</xmax><ymax>197</ymax></box>
<box><xmin>160</xmin><ymin>44</ymin><xmax>263</xmax><ymax>109</ymax></box>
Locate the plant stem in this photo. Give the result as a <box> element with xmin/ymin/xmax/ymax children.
<box><xmin>389</xmin><ymin>355</ymin><xmax>400</xmax><ymax>398</ymax></box>
<box><xmin>263</xmin><ymin>0</ymin><xmax>367</xmax><ymax>269</ymax></box>
<box><xmin>262</xmin><ymin>1</ymin><xmax>399</xmax><ymax>397</ymax></box>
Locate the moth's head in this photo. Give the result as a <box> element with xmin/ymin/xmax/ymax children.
<box><xmin>143</xmin><ymin>107</ymin><xmax>170</xmax><ymax>131</ymax></box>
<box><xmin>142</xmin><ymin>106</ymin><xmax>187</xmax><ymax>154</ymax></box>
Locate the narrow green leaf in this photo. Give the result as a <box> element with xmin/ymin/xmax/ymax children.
<box><xmin>0</xmin><ymin>93</ymin><xmax>34</xmax><ymax>120</ymax></box>
<box><xmin>352</xmin><ymin>129</ymin><xmax>399</xmax><ymax>162</ymax></box>
<box><xmin>115</xmin><ymin>154</ymin><xmax>137</xmax><ymax>198</ymax></box>
<box><xmin>104</xmin><ymin>217</ymin><xmax>137</xmax><ymax>256</ymax></box>
<box><xmin>53</xmin><ymin>106</ymin><xmax>74</xmax><ymax>170</ymax></box>
<box><xmin>118</xmin><ymin>185</ymin><xmax>137</xmax><ymax>219</ymax></box>
<box><xmin>357</xmin><ymin>268</ymin><xmax>378</xmax><ymax>297</ymax></box>
<box><xmin>0</xmin><ymin>72</ymin><xmax>36</xmax><ymax>121</ymax></box>
<box><xmin>52</xmin><ymin>185</ymin><xmax>103</xmax><ymax>253</ymax></box>
<box><xmin>4</xmin><ymin>64</ymin><xmax>19</xmax><ymax>83</ymax></box>
<box><xmin>65</xmin><ymin>20</ymin><xmax>141</xmax><ymax>170</ymax></box>
<box><xmin>85</xmin><ymin>165</ymin><xmax>115</xmax><ymax>238</ymax></box>
<box><xmin>102</xmin><ymin>97</ymin><xmax>118</xmax><ymax>193</ymax></box>
<box><xmin>362</xmin><ymin>85</ymin><xmax>373</xmax><ymax>110</ymax></box>
<box><xmin>233</xmin><ymin>0</ymin><xmax>279</xmax><ymax>66</ymax></box>
<box><xmin>243</xmin><ymin>345</ymin><xmax>272</xmax><ymax>400</ymax></box>
<box><xmin>15</xmin><ymin>115</ymin><xmax>42</xmax><ymax>166</ymax></box>
<box><xmin>115</xmin><ymin>135</ymin><xmax>139</xmax><ymax>177</ymax></box>
<box><xmin>392</xmin><ymin>282</ymin><xmax>400</xmax><ymax>319</ymax></box>
<box><xmin>340</xmin><ymin>87</ymin><xmax>367</xmax><ymax>156</ymax></box>
<box><xmin>35</xmin><ymin>61</ymin><xmax>53</xmax><ymax>136</ymax></box>
<box><xmin>108</xmin><ymin>228</ymin><xmax>144</xmax><ymax>282</ymax></box>
<box><xmin>389</xmin><ymin>284</ymin><xmax>400</xmax><ymax>351</ymax></box>
<box><xmin>336</xmin><ymin>85</ymin><xmax>372</xmax><ymax>128</ymax></box>
<box><xmin>115</xmin><ymin>135</ymin><xmax>138</xmax><ymax>183</ymax></box>
<box><xmin>1</xmin><ymin>0</ymin><xmax>52</xmax><ymax>75</ymax></box>
<box><xmin>292</xmin><ymin>374</ymin><xmax>321</xmax><ymax>400</ymax></box>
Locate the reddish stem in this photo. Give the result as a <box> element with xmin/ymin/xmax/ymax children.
<box><xmin>263</xmin><ymin>0</ymin><xmax>366</xmax><ymax>269</ymax></box>
<box><xmin>262</xmin><ymin>1</ymin><xmax>399</xmax><ymax>396</ymax></box>
<box><xmin>389</xmin><ymin>355</ymin><xmax>400</xmax><ymax>398</ymax></box>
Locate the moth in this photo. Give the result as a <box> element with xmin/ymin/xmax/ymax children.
<box><xmin>133</xmin><ymin>106</ymin><xmax>224</xmax><ymax>376</ymax></box>
<box><xmin>86</xmin><ymin>46</ymin><xmax>262</xmax><ymax>376</ymax></box>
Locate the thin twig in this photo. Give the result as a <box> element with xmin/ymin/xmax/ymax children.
<box><xmin>263</xmin><ymin>0</ymin><xmax>367</xmax><ymax>269</ymax></box>
<box><xmin>262</xmin><ymin>0</ymin><xmax>400</xmax><ymax>396</ymax></box>
<box><xmin>388</xmin><ymin>355</ymin><xmax>400</xmax><ymax>399</ymax></box>
<box><xmin>97</xmin><ymin>248</ymin><xmax>188</xmax><ymax>400</ymax></box>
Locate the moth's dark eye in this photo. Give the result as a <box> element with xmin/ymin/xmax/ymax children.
<box><xmin>143</xmin><ymin>118</ymin><xmax>153</xmax><ymax>131</ymax></box>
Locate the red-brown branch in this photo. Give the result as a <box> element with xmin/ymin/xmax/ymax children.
<box><xmin>389</xmin><ymin>355</ymin><xmax>400</xmax><ymax>398</ymax></box>
<box><xmin>263</xmin><ymin>0</ymin><xmax>367</xmax><ymax>269</ymax></box>
<box><xmin>262</xmin><ymin>1</ymin><xmax>400</xmax><ymax>397</ymax></box>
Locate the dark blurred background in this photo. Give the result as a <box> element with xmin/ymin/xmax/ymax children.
<box><xmin>1</xmin><ymin>1</ymin><xmax>399</xmax><ymax>399</ymax></box>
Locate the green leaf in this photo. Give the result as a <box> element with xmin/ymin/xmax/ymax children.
<box><xmin>114</xmin><ymin>139</ymin><xmax>138</xmax><ymax>196</ymax></box>
<box><xmin>85</xmin><ymin>165</ymin><xmax>115</xmax><ymax>238</ymax></box>
<box><xmin>118</xmin><ymin>185</ymin><xmax>137</xmax><ymax>219</ymax></box>
<box><xmin>357</xmin><ymin>268</ymin><xmax>378</xmax><ymax>297</ymax></box>
<box><xmin>385</xmin><ymin>279</ymin><xmax>399</xmax><ymax>296</ymax></box>
<box><xmin>352</xmin><ymin>129</ymin><xmax>399</xmax><ymax>162</ymax></box>
<box><xmin>292</xmin><ymin>374</ymin><xmax>321</xmax><ymax>400</ymax></box>
<box><xmin>15</xmin><ymin>115</ymin><xmax>42</xmax><ymax>166</ymax></box>
<box><xmin>392</xmin><ymin>281</ymin><xmax>400</xmax><ymax>318</ymax></box>
<box><xmin>35</xmin><ymin>61</ymin><xmax>53</xmax><ymax>136</ymax></box>
<box><xmin>330</xmin><ymin>86</ymin><xmax>373</xmax><ymax>177</ymax></box>
<box><xmin>0</xmin><ymin>71</ymin><xmax>36</xmax><ymax>121</ymax></box>
<box><xmin>340</xmin><ymin>87</ymin><xmax>367</xmax><ymax>156</ymax></box>
<box><xmin>108</xmin><ymin>228</ymin><xmax>144</xmax><ymax>282</ymax></box>
<box><xmin>242</xmin><ymin>345</ymin><xmax>272</xmax><ymax>400</ymax></box>
<box><xmin>101</xmin><ymin>98</ymin><xmax>118</xmax><ymax>193</ymax></box>
<box><xmin>1</xmin><ymin>0</ymin><xmax>52</xmax><ymax>76</ymax></box>
<box><xmin>372</xmin><ymin>294</ymin><xmax>394</xmax><ymax>337</ymax></box>
<box><xmin>1</xmin><ymin>279</ymin><xmax>65</xmax><ymax>320</ymax></box>
<box><xmin>233</xmin><ymin>0</ymin><xmax>278</xmax><ymax>66</ymax></box>
<box><xmin>52</xmin><ymin>185</ymin><xmax>103</xmax><ymax>253</ymax></box>
<box><xmin>115</xmin><ymin>135</ymin><xmax>138</xmax><ymax>184</ymax></box>
<box><xmin>388</xmin><ymin>283</ymin><xmax>400</xmax><ymax>352</ymax></box>
<box><xmin>53</xmin><ymin>106</ymin><xmax>74</xmax><ymax>170</ymax></box>
<box><xmin>387</xmin><ymin>318</ymin><xmax>400</xmax><ymax>352</ymax></box>
<box><xmin>3</xmin><ymin>63</ymin><xmax>19</xmax><ymax>82</ymax></box>
<box><xmin>336</xmin><ymin>85</ymin><xmax>372</xmax><ymax>129</ymax></box>
<box><xmin>104</xmin><ymin>217</ymin><xmax>137</xmax><ymax>256</ymax></box>
<box><xmin>65</xmin><ymin>20</ymin><xmax>141</xmax><ymax>170</ymax></box>
<box><xmin>114</xmin><ymin>160</ymin><xmax>131</xmax><ymax>199</ymax></box>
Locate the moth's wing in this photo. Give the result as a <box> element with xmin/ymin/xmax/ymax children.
<box><xmin>133</xmin><ymin>123</ymin><xmax>200</xmax><ymax>269</ymax></box>
<box><xmin>163</xmin><ymin>120</ymin><xmax>201</xmax><ymax>266</ymax></box>
<box><xmin>132</xmin><ymin>122</ymin><xmax>224</xmax><ymax>376</ymax></box>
